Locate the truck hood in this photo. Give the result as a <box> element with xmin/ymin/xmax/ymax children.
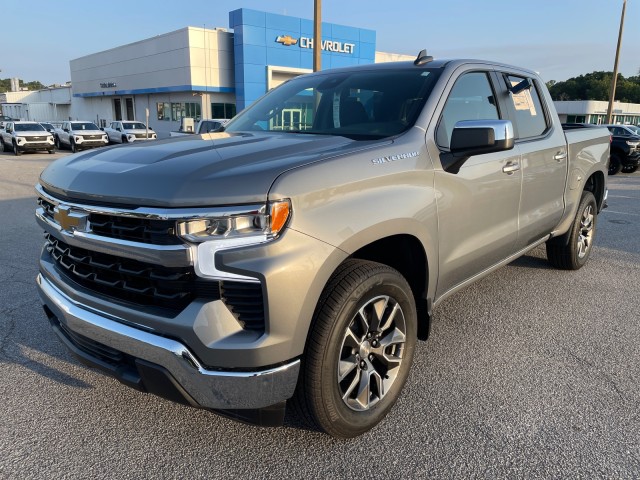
<box><xmin>17</xmin><ymin>130</ymin><xmax>53</xmax><ymax>136</ymax></box>
<box><xmin>39</xmin><ymin>132</ymin><xmax>368</xmax><ymax>207</ymax></box>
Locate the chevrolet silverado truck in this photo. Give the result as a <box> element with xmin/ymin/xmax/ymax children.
<box><xmin>53</xmin><ymin>121</ymin><xmax>108</xmax><ymax>153</ymax></box>
<box><xmin>103</xmin><ymin>121</ymin><xmax>157</xmax><ymax>144</ymax></box>
<box><xmin>35</xmin><ymin>54</ymin><xmax>609</xmax><ymax>438</ymax></box>
<box><xmin>1</xmin><ymin>121</ymin><xmax>55</xmax><ymax>155</ymax></box>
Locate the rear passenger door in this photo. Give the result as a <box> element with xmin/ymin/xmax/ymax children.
<box><xmin>498</xmin><ymin>72</ymin><xmax>567</xmax><ymax>249</ymax></box>
<box><xmin>430</xmin><ymin>69</ymin><xmax>523</xmax><ymax>297</ymax></box>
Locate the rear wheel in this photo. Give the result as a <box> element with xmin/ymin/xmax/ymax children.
<box><xmin>291</xmin><ymin>259</ymin><xmax>417</xmax><ymax>438</ymax></box>
<box><xmin>546</xmin><ymin>191</ymin><xmax>597</xmax><ymax>270</ymax></box>
<box><xmin>608</xmin><ymin>154</ymin><xmax>622</xmax><ymax>175</ymax></box>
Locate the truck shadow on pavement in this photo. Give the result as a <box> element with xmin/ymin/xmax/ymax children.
<box><xmin>0</xmin><ymin>196</ymin><xmax>92</xmax><ymax>389</ymax></box>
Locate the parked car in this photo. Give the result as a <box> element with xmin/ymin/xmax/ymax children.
<box><xmin>53</xmin><ymin>121</ymin><xmax>108</xmax><ymax>153</ymax></box>
<box><xmin>39</xmin><ymin>122</ymin><xmax>56</xmax><ymax>135</ymax></box>
<box><xmin>0</xmin><ymin>115</ymin><xmax>17</xmax><ymax>129</ymax></box>
<box><xmin>36</xmin><ymin>56</ymin><xmax>609</xmax><ymax>438</ymax></box>
<box><xmin>1</xmin><ymin>121</ymin><xmax>55</xmax><ymax>155</ymax></box>
<box><xmin>563</xmin><ymin>123</ymin><xmax>639</xmax><ymax>175</ymax></box>
<box><xmin>601</xmin><ymin>124</ymin><xmax>640</xmax><ymax>174</ymax></box>
<box><xmin>103</xmin><ymin>121</ymin><xmax>157</xmax><ymax>143</ymax></box>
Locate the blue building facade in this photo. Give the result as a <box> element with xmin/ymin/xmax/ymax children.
<box><xmin>229</xmin><ymin>8</ymin><xmax>376</xmax><ymax>110</ymax></box>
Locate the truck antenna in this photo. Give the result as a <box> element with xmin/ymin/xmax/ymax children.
<box><xmin>414</xmin><ymin>49</ymin><xmax>434</xmax><ymax>66</ymax></box>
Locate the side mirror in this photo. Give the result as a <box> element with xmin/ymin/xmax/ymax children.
<box><xmin>6</xmin><ymin>128</ymin><xmax>12</xmax><ymax>133</ymax></box>
<box><xmin>64</xmin><ymin>128</ymin><xmax>69</xmax><ymax>133</ymax></box>
<box><xmin>440</xmin><ymin>120</ymin><xmax>514</xmax><ymax>174</ymax></box>
<box><xmin>100</xmin><ymin>127</ymin><xmax>104</xmax><ymax>131</ymax></box>
<box><xmin>116</xmin><ymin>127</ymin><xmax>121</xmax><ymax>132</ymax></box>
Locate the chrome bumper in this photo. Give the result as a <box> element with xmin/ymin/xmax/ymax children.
<box><xmin>37</xmin><ymin>274</ymin><xmax>300</xmax><ymax>410</ymax></box>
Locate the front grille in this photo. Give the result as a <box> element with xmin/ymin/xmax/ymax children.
<box><xmin>135</xmin><ymin>134</ymin><xmax>148</xmax><ymax>139</ymax></box>
<box><xmin>37</xmin><ymin>197</ymin><xmax>181</xmax><ymax>245</ymax></box>
<box><xmin>25</xmin><ymin>135</ymin><xmax>48</xmax><ymax>141</ymax></box>
<box><xmin>221</xmin><ymin>282</ymin><xmax>265</xmax><ymax>331</ymax></box>
<box><xmin>45</xmin><ymin>234</ymin><xmax>219</xmax><ymax>313</ymax></box>
<box><xmin>82</xmin><ymin>135</ymin><xmax>102</xmax><ymax>140</ymax></box>
<box><xmin>90</xmin><ymin>214</ymin><xmax>181</xmax><ymax>245</ymax></box>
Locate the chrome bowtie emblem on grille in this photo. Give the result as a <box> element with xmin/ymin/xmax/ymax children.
<box><xmin>53</xmin><ymin>205</ymin><xmax>89</xmax><ymax>232</ymax></box>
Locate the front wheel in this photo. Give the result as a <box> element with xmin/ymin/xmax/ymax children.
<box><xmin>621</xmin><ymin>164</ymin><xmax>638</xmax><ymax>174</ymax></box>
<box><xmin>291</xmin><ymin>259</ymin><xmax>417</xmax><ymax>438</ymax></box>
<box><xmin>546</xmin><ymin>191</ymin><xmax>598</xmax><ymax>270</ymax></box>
<box><xmin>13</xmin><ymin>142</ymin><xmax>21</xmax><ymax>156</ymax></box>
<box><xmin>70</xmin><ymin>140</ymin><xmax>78</xmax><ymax>153</ymax></box>
<box><xmin>54</xmin><ymin>137</ymin><xmax>61</xmax><ymax>150</ymax></box>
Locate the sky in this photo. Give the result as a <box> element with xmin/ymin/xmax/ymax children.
<box><xmin>2</xmin><ymin>0</ymin><xmax>639</xmax><ymax>86</ymax></box>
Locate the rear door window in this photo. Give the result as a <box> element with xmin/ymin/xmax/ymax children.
<box><xmin>504</xmin><ymin>75</ymin><xmax>548</xmax><ymax>139</ymax></box>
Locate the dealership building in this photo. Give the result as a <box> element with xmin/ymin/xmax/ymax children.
<box><xmin>62</xmin><ymin>8</ymin><xmax>411</xmax><ymax>137</ymax></box>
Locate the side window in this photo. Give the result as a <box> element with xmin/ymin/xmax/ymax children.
<box><xmin>505</xmin><ymin>75</ymin><xmax>548</xmax><ymax>139</ymax></box>
<box><xmin>436</xmin><ymin>72</ymin><xmax>499</xmax><ymax>149</ymax></box>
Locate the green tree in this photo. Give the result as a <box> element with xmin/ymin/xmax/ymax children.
<box><xmin>548</xmin><ymin>71</ymin><xmax>640</xmax><ymax>103</ymax></box>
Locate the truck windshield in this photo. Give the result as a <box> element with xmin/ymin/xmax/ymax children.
<box><xmin>71</xmin><ymin>122</ymin><xmax>100</xmax><ymax>130</ymax></box>
<box><xmin>15</xmin><ymin>124</ymin><xmax>45</xmax><ymax>132</ymax></box>
<box><xmin>225</xmin><ymin>68</ymin><xmax>441</xmax><ymax>140</ymax></box>
<box><xmin>122</xmin><ymin>122</ymin><xmax>147</xmax><ymax>129</ymax></box>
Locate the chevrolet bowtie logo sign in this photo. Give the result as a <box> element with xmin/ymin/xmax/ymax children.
<box><xmin>53</xmin><ymin>205</ymin><xmax>89</xmax><ymax>233</ymax></box>
<box><xmin>276</xmin><ymin>35</ymin><xmax>298</xmax><ymax>46</ymax></box>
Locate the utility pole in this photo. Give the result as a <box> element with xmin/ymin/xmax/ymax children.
<box><xmin>606</xmin><ymin>0</ymin><xmax>626</xmax><ymax>124</ymax></box>
<box><xmin>313</xmin><ymin>0</ymin><xmax>322</xmax><ymax>72</ymax></box>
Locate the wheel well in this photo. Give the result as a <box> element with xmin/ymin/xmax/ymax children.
<box><xmin>584</xmin><ymin>171</ymin><xmax>605</xmax><ymax>211</ymax></box>
<box><xmin>350</xmin><ymin>234</ymin><xmax>431</xmax><ymax>340</ymax></box>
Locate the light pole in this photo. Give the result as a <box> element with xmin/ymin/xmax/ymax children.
<box><xmin>606</xmin><ymin>0</ymin><xmax>627</xmax><ymax>124</ymax></box>
<box><xmin>313</xmin><ymin>0</ymin><xmax>321</xmax><ymax>72</ymax></box>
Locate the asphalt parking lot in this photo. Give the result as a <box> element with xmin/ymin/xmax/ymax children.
<box><xmin>0</xmin><ymin>149</ymin><xmax>638</xmax><ymax>479</ymax></box>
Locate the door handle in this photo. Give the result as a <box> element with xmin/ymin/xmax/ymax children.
<box><xmin>554</xmin><ymin>151</ymin><xmax>567</xmax><ymax>161</ymax></box>
<box><xmin>502</xmin><ymin>162</ymin><xmax>520</xmax><ymax>174</ymax></box>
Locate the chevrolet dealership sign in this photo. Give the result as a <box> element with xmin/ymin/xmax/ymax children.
<box><xmin>276</xmin><ymin>35</ymin><xmax>355</xmax><ymax>54</ymax></box>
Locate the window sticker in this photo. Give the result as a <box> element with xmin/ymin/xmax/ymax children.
<box><xmin>510</xmin><ymin>80</ymin><xmax>537</xmax><ymax>116</ymax></box>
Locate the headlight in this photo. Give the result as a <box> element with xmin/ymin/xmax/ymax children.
<box><xmin>74</xmin><ymin>136</ymin><xmax>82</xmax><ymax>142</ymax></box>
<box><xmin>178</xmin><ymin>199</ymin><xmax>290</xmax><ymax>242</ymax></box>
<box><xmin>16</xmin><ymin>136</ymin><xmax>25</xmax><ymax>144</ymax></box>
<box><xmin>180</xmin><ymin>200</ymin><xmax>291</xmax><ymax>281</ymax></box>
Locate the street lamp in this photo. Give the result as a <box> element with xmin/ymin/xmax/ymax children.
<box><xmin>606</xmin><ymin>0</ymin><xmax>627</xmax><ymax>124</ymax></box>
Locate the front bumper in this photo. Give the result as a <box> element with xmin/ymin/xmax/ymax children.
<box><xmin>19</xmin><ymin>142</ymin><xmax>54</xmax><ymax>150</ymax></box>
<box><xmin>37</xmin><ymin>273</ymin><xmax>300</xmax><ymax>411</ymax></box>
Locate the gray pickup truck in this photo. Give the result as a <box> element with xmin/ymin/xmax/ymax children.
<box><xmin>35</xmin><ymin>54</ymin><xmax>609</xmax><ymax>438</ymax></box>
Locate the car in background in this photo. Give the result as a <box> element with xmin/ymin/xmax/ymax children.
<box><xmin>103</xmin><ymin>121</ymin><xmax>157</xmax><ymax>144</ymax></box>
<box><xmin>0</xmin><ymin>115</ymin><xmax>17</xmax><ymax>129</ymax></box>
<box><xmin>53</xmin><ymin>121</ymin><xmax>109</xmax><ymax>153</ymax></box>
<box><xmin>39</xmin><ymin>122</ymin><xmax>56</xmax><ymax>135</ymax></box>
<box><xmin>601</xmin><ymin>124</ymin><xmax>640</xmax><ymax>174</ymax></box>
<box><xmin>169</xmin><ymin>118</ymin><xmax>229</xmax><ymax>137</ymax></box>
<box><xmin>563</xmin><ymin>123</ymin><xmax>639</xmax><ymax>175</ymax></box>
<box><xmin>0</xmin><ymin>121</ymin><xmax>55</xmax><ymax>155</ymax></box>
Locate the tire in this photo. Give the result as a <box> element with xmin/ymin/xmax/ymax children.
<box><xmin>54</xmin><ymin>136</ymin><xmax>61</xmax><ymax>150</ymax></box>
<box><xmin>546</xmin><ymin>191</ymin><xmax>598</xmax><ymax>270</ymax></box>
<box><xmin>608</xmin><ymin>154</ymin><xmax>622</xmax><ymax>175</ymax></box>
<box><xmin>291</xmin><ymin>259</ymin><xmax>417</xmax><ymax>438</ymax></box>
<box><xmin>0</xmin><ymin>139</ymin><xmax>5</xmax><ymax>152</ymax></box>
<box><xmin>70</xmin><ymin>140</ymin><xmax>77</xmax><ymax>153</ymax></box>
<box><xmin>122</xmin><ymin>135</ymin><xmax>128</xmax><ymax>144</ymax></box>
<box><xmin>13</xmin><ymin>142</ymin><xmax>21</xmax><ymax>156</ymax></box>
<box><xmin>621</xmin><ymin>164</ymin><xmax>639</xmax><ymax>174</ymax></box>
<box><xmin>48</xmin><ymin>148</ymin><xmax>55</xmax><ymax>154</ymax></box>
